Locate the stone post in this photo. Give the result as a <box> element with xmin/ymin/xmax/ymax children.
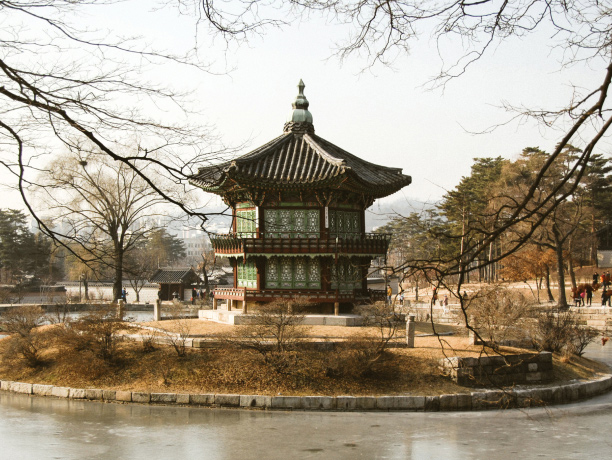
<box><xmin>117</xmin><ymin>300</ymin><xmax>125</xmax><ymax>320</ymax></box>
<box><xmin>154</xmin><ymin>299</ymin><xmax>162</xmax><ymax>321</ymax></box>
<box><xmin>405</xmin><ymin>314</ymin><xmax>416</xmax><ymax>348</ymax></box>
<box><xmin>468</xmin><ymin>316</ymin><xmax>481</xmax><ymax>345</ymax></box>
<box><xmin>334</xmin><ymin>302</ymin><xmax>340</xmax><ymax>316</ymax></box>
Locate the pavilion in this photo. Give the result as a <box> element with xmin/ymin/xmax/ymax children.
<box><xmin>190</xmin><ymin>80</ymin><xmax>411</xmax><ymax>314</ymax></box>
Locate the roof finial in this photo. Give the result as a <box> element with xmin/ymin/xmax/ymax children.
<box><xmin>285</xmin><ymin>79</ymin><xmax>314</xmax><ymax>134</ymax></box>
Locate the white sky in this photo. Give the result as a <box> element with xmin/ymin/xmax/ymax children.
<box><xmin>2</xmin><ymin>1</ymin><xmax>609</xmax><ymax>216</ymax></box>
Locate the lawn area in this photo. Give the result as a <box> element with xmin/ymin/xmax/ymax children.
<box><xmin>0</xmin><ymin>318</ymin><xmax>608</xmax><ymax>397</ymax></box>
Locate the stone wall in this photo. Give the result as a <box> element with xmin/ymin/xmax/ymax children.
<box><xmin>441</xmin><ymin>352</ymin><xmax>553</xmax><ymax>387</ymax></box>
<box><xmin>2</xmin><ymin>370</ymin><xmax>611</xmax><ymax>411</ymax></box>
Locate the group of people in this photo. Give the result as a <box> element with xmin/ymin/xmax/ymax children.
<box><xmin>385</xmin><ymin>285</ymin><xmax>406</xmax><ymax>307</ymax></box>
<box><xmin>572</xmin><ymin>271</ymin><xmax>612</xmax><ymax>307</ymax></box>
<box><xmin>430</xmin><ymin>287</ymin><xmax>450</xmax><ymax>312</ymax></box>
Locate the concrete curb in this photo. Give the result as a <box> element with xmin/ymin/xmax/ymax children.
<box><xmin>1</xmin><ymin>373</ymin><xmax>611</xmax><ymax>411</ymax></box>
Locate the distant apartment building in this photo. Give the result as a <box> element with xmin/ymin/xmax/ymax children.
<box><xmin>180</xmin><ymin>228</ymin><xmax>211</xmax><ymax>266</ymax></box>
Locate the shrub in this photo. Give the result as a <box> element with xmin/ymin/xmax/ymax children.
<box><xmin>0</xmin><ymin>305</ymin><xmax>49</xmax><ymax>367</ymax></box>
<box><xmin>162</xmin><ymin>303</ymin><xmax>194</xmax><ymax>357</ymax></box>
<box><xmin>235</xmin><ymin>298</ymin><xmax>308</xmax><ymax>354</ymax></box>
<box><xmin>45</xmin><ymin>303</ymin><xmax>73</xmax><ymax>324</ymax></box>
<box><xmin>0</xmin><ymin>305</ymin><xmax>46</xmax><ymax>337</ymax></box>
<box><xmin>355</xmin><ymin>301</ymin><xmax>404</xmax><ymax>355</ymax></box>
<box><xmin>568</xmin><ymin>324</ymin><xmax>600</xmax><ymax>357</ymax></box>
<box><xmin>54</xmin><ymin>304</ymin><xmax>133</xmax><ymax>361</ymax></box>
<box><xmin>530</xmin><ymin>310</ymin><xmax>599</xmax><ymax>356</ymax></box>
<box><xmin>467</xmin><ymin>285</ymin><xmax>533</xmax><ymax>347</ymax></box>
<box><xmin>4</xmin><ymin>331</ymin><xmax>50</xmax><ymax>367</ymax></box>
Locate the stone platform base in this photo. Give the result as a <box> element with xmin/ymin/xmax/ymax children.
<box><xmin>198</xmin><ymin>309</ymin><xmax>364</xmax><ymax>326</ymax></box>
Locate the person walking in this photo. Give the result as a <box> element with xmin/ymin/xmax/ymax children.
<box><xmin>121</xmin><ymin>287</ymin><xmax>127</xmax><ymax>302</ymax></box>
<box><xmin>443</xmin><ymin>294</ymin><xmax>449</xmax><ymax>314</ymax></box>
<box><xmin>386</xmin><ymin>285</ymin><xmax>392</xmax><ymax>305</ymax></box>
<box><xmin>431</xmin><ymin>287</ymin><xmax>438</xmax><ymax>307</ymax></box>
<box><xmin>586</xmin><ymin>288</ymin><xmax>592</xmax><ymax>306</ymax></box>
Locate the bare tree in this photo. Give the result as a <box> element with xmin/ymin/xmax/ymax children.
<box><xmin>0</xmin><ymin>1</ymin><xmax>232</xmax><ymax>264</ymax></box>
<box><xmin>35</xmin><ymin>149</ymin><xmax>173</xmax><ymax>301</ymax></box>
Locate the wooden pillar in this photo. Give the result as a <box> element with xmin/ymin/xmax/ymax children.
<box><xmin>233</xmin><ymin>259</ymin><xmax>238</xmax><ymax>288</ymax></box>
<box><xmin>258</xmin><ymin>206</ymin><xmax>264</xmax><ymax>237</ymax></box>
<box><xmin>243</xmin><ymin>300</ymin><xmax>247</xmax><ymax>313</ymax></box>
<box><xmin>212</xmin><ymin>297</ymin><xmax>218</xmax><ymax>310</ymax></box>
<box><xmin>256</xmin><ymin>258</ymin><xmax>265</xmax><ymax>291</ymax></box>
<box><xmin>228</xmin><ymin>299</ymin><xmax>233</xmax><ymax>311</ymax></box>
<box><xmin>334</xmin><ymin>302</ymin><xmax>339</xmax><ymax>316</ymax></box>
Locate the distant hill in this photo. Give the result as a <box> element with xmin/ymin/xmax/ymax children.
<box><xmin>365</xmin><ymin>196</ymin><xmax>436</xmax><ymax>232</ymax></box>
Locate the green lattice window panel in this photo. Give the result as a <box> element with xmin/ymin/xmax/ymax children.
<box><xmin>236</xmin><ymin>210</ymin><xmax>256</xmax><ymax>237</ymax></box>
<box><xmin>329</xmin><ymin>211</ymin><xmax>360</xmax><ymax>239</ymax></box>
<box><xmin>264</xmin><ymin>209</ymin><xmax>320</xmax><ymax>238</ymax></box>
<box><xmin>237</xmin><ymin>260</ymin><xmax>257</xmax><ymax>288</ymax></box>
<box><xmin>265</xmin><ymin>257</ymin><xmax>321</xmax><ymax>289</ymax></box>
<box><xmin>330</xmin><ymin>259</ymin><xmax>362</xmax><ymax>292</ymax></box>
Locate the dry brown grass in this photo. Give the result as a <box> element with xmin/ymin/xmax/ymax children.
<box><xmin>139</xmin><ymin>319</ymin><xmax>461</xmax><ymax>339</ymax></box>
<box><xmin>0</xmin><ymin>321</ymin><xmax>607</xmax><ymax>397</ymax></box>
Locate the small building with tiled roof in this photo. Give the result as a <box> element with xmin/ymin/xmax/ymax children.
<box><xmin>149</xmin><ymin>268</ymin><xmax>202</xmax><ymax>301</ymax></box>
<box><xmin>190</xmin><ymin>80</ymin><xmax>411</xmax><ymax>313</ymax></box>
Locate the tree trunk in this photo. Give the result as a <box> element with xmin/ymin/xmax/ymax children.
<box><xmin>568</xmin><ymin>257</ymin><xmax>577</xmax><ymax>290</ymax></box>
<box><xmin>544</xmin><ymin>266</ymin><xmax>555</xmax><ymax>302</ymax></box>
<box><xmin>113</xmin><ymin>245</ymin><xmax>124</xmax><ymax>302</ymax></box>
<box><xmin>203</xmin><ymin>269</ymin><xmax>210</xmax><ymax>297</ymax></box>
<box><xmin>83</xmin><ymin>278</ymin><xmax>89</xmax><ymax>301</ymax></box>
<box><xmin>553</xmin><ymin>225</ymin><xmax>568</xmax><ymax>308</ymax></box>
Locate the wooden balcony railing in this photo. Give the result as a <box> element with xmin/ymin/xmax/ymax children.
<box><xmin>213</xmin><ymin>287</ymin><xmax>386</xmax><ymax>303</ymax></box>
<box><xmin>211</xmin><ymin>233</ymin><xmax>391</xmax><ymax>256</ymax></box>
<box><xmin>213</xmin><ymin>287</ymin><xmax>362</xmax><ymax>302</ymax></box>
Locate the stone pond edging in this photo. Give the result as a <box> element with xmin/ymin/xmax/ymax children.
<box><xmin>1</xmin><ymin>373</ymin><xmax>612</xmax><ymax>412</ymax></box>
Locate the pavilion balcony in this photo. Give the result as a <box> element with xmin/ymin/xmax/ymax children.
<box><xmin>210</xmin><ymin>232</ymin><xmax>391</xmax><ymax>257</ymax></box>
<box><xmin>213</xmin><ymin>287</ymin><xmax>381</xmax><ymax>303</ymax></box>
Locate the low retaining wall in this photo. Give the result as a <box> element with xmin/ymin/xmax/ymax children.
<box><xmin>404</xmin><ymin>303</ymin><xmax>463</xmax><ymax>325</ymax></box>
<box><xmin>441</xmin><ymin>352</ymin><xmax>553</xmax><ymax>387</ymax></box>
<box><xmin>2</xmin><ymin>372</ymin><xmax>611</xmax><ymax>412</ymax></box>
<box><xmin>571</xmin><ymin>307</ymin><xmax>612</xmax><ymax>334</ymax></box>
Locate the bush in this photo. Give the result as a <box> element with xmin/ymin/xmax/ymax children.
<box><xmin>162</xmin><ymin>303</ymin><xmax>194</xmax><ymax>357</ymax></box>
<box><xmin>530</xmin><ymin>310</ymin><xmax>599</xmax><ymax>356</ymax></box>
<box><xmin>54</xmin><ymin>304</ymin><xmax>133</xmax><ymax>361</ymax></box>
<box><xmin>0</xmin><ymin>305</ymin><xmax>49</xmax><ymax>367</ymax></box>
<box><xmin>355</xmin><ymin>301</ymin><xmax>404</xmax><ymax>354</ymax></box>
<box><xmin>568</xmin><ymin>324</ymin><xmax>600</xmax><ymax>357</ymax></box>
<box><xmin>45</xmin><ymin>303</ymin><xmax>73</xmax><ymax>324</ymax></box>
<box><xmin>4</xmin><ymin>331</ymin><xmax>50</xmax><ymax>367</ymax></box>
<box><xmin>0</xmin><ymin>305</ymin><xmax>46</xmax><ymax>337</ymax></box>
<box><xmin>467</xmin><ymin>285</ymin><xmax>533</xmax><ymax>347</ymax></box>
<box><xmin>235</xmin><ymin>298</ymin><xmax>308</xmax><ymax>354</ymax></box>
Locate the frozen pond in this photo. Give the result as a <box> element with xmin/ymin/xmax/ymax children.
<box><xmin>1</xmin><ymin>345</ymin><xmax>611</xmax><ymax>459</ymax></box>
<box><xmin>16</xmin><ymin>284</ymin><xmax>166</xmax><ymax>305</ymax></box>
